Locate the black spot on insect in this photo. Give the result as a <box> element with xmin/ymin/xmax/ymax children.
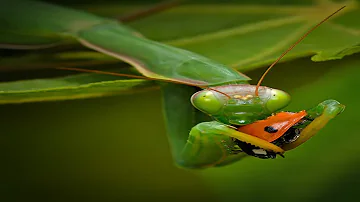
<box><xmin>264</xmin><ymin>126</ymin><xmax>278</xmax><ymax>133</ymax></box>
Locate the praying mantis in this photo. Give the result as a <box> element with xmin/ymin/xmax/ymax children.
<box><xmin>0</xmin><ymin>0</ymin><xmax>345</xmax><ymax>169</ymax></box>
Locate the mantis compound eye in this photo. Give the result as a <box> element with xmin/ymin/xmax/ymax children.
<box><xmin>265</xmin><ymin>89</ymin><xmax>291</xmax><ymax>112</ymax></box>
<box><xmin>191</xmin><ymin>90</ymin><xmax>225</xmax><ymax>115</ymax></box>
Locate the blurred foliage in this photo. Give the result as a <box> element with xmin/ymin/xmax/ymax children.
<box><xmin>1</xmin><ymin>0</ymin><xmax>360</xmax><ymax>202</ymax></box>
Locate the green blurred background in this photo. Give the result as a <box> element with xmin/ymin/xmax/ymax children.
<box><xmin>1</xmin><ymin>0</ymin><xmax>360</xmax><ymax>201</ymax></box>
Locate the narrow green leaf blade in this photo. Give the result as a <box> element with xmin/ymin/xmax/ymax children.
<box><xmin>0</xmin><ymin>73</ymin><xmax>156</xmax><ymax>104</ymax></box>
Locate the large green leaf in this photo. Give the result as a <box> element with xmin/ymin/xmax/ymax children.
<box><xmin>0</xmin><ymin>0</ymin><xmax>359</xmax><ymax>103</ymax></box>
<box><xmin>129</xmin><ymin>1</ymin><xmax>360</xmax><ymax>70</ymax></box>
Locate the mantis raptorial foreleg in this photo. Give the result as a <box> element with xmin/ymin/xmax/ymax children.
<box><xmin>177</xmin><ymin>121</ymin><xmax>284</xmax><ymax>168</ymax></box>
<box><xmin>177</xmin><ymin>122</ymin><xmax>238</xmax><ymax>168</ymax></box>
<box><xmin>283</xmin><ymin>100</ymin><xmax>345</xmax><ymax>151</ymax></box>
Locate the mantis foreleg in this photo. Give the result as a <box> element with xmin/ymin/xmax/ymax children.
<box><xmin>177</xmin><ymin>121</ymin><xmax>284</xmax><ymax>168</ymax></box>
<box><xmin>283</xmin><ymin>100</ymin><xmax>345</xmax><ymax>151</ymax></box>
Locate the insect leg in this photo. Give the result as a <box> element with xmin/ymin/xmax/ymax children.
<box><xmin>177</xmin><ymin>121</ymin><xmax>285</xmax><ymax>168</ymax></box>
<box><xmin>283</xmin><ymin>99</ymin><xmax>345</xmax><ymax>151</ymax></box>
<box><xmin>177</xmin><ymin>121</ymin><xmax>238</xmax><ymax>169</ymax></box>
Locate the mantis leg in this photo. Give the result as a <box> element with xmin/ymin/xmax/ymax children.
<box><xmin>178</xmin><ymin>121</ymin><xmax>284</xmax><ymax>169</ymax></box>
<box><xmin>283</xmin><ymin>100</ymin><xmax>345</xmax><ymax>151</ymax></box>
<box><xmin>178</xmin><ymin>121</ymin><xmax>239</xmax><ymax>168</ymax></box>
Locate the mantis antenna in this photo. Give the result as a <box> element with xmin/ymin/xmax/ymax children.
<box><xmin>254</xmin><ymin>6</ymin><xmax>346</xmax><ymax>96</ymax></box>
<box><xmin>57</xmin><ymin>67</ymin><xmax>232</xmax><ymax>98</ymax></box>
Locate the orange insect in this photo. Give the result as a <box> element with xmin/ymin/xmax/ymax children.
<box><xmin>236</xmin><ymin>111</ymin><xmax>308</xmax><ymax>159</ymax></box>
<box><xmin>239</xmin><ymin>111</ymin><xmax>307</xmax><ymax>142</ymax></box>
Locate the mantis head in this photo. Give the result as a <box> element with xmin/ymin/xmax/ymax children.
<box><xmin>190</xmin><ymin>86</ymin><xmax>291</xmax><ymax>119</ymax></box>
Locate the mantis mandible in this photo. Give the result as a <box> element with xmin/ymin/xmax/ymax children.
<box><xmin>0</xmin><ymin>0</ymin><xmax>345</xmax><ymax>169</ymax></box>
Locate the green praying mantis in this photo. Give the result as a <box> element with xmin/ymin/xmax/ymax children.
<box><xmin>0</xmin><ymin>0</ymin><xmax>346</xmax><ymax>169</ymax></box>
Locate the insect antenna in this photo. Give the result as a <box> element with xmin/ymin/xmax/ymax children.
<box><xmin>254</xmin><ymin>6</ymin><xmax>346</xmax><ymax>96</ymax></box>
<box><xmin>206</xmin><ymin>87</ymin><xmax>232</xmax><ymax>98</ymax></box>
<box><xmin>57</xmin><ymin>67</ymin><xmax>232</xmax><ymax>98</ymax></box>
<box><xmin>58</xmin><ymin>67</ymin><xmax>157</xmax><ymax>80</ymax></box>
<box><xmin>57</xmin><ymin>67</ymin><xmax>198</xmax><ymax>86</ymax></box>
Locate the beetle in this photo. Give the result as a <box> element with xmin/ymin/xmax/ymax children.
<box><xmin>236</xmin><ymin>110</ymin><xmax>308</xmax><ymax>159</ymax></box>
